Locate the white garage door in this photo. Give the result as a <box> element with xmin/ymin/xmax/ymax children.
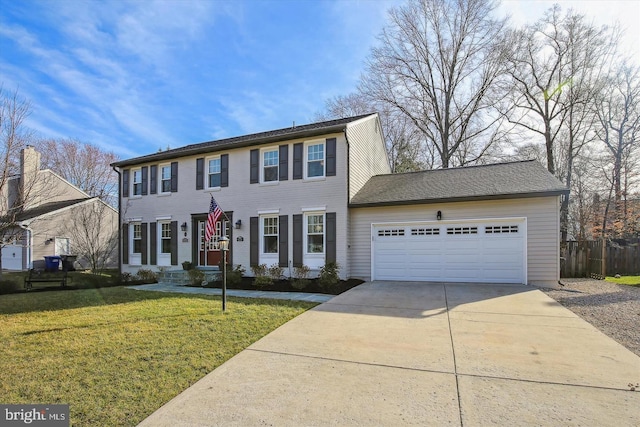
<box><xmin>1</xmin><ymin>244</ymin><xmax>23</xmax><ymax>271</ymax></box>
<box><xmin>372</xmin><ymin>218</ymin><xmax>526</xmax><ymax>283</ymax></box>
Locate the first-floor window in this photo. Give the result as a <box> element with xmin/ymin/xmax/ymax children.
<box><xmin>263</xmin><ymin>216</ymin><xmax>278</xmax><ymax>253</ymax></box>
<box><xmin>55</xmin><ymin>237</ymin><xmax>71</xmax><ymax>255</ymax></box>
<box><xmin>161</xmin><ymin>222</ymin><xmax>171</xmax><ymax>253</ymax></box>
<box><xmin>132</xmin><ymin>223</ymin><xmax>142</xmax><ymax>253</ymax></box>
<box><xmin>306</xmin><ymin>213</ymin><xmax>324</xmax><ymax>253</ymax></box>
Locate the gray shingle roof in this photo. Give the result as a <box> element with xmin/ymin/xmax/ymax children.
<box><xmin>112</xmin><ymin>113</ymin><xmax>376</xmax><ymax>168</ymax></box>
<box><xmin>350</xmin><ymin>160</ymin><xmax>568</xmax><ymax>207</ymax></box>
<box><xmin>14</xmin><ymin>198</ymin><xmax>90</xmax><ymax>222</ymax></box>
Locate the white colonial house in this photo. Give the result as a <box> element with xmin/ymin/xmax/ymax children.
<box><xmin>112</xmin><ymin>113</ymin><xmax>567</xmax><ymax>287</ymax></box>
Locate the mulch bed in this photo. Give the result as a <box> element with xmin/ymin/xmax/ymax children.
<box><xmin>197</xmin><ymin>277</ymin><xmax>364</xmax><ymax>295</ymax></box>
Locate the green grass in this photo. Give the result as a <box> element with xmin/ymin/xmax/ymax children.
<box><xmin>0</xmin><ymin>287</ymin><xmax>316</xmax><ymax>426</ymax></box>
<box><xmin>605</xmin><ymin>275</ymin><xmax>640</xmax><ymax>286</ymax></box>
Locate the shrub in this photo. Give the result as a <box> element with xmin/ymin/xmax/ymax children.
<box><xmin>318</xmin><ymin>262</ymin><xmax>340</xmax><ymax>292</ymax></box>
<box><xmin>268</xmin><ymin>264</ymin><xmax>284</xmax><ymax>281</ymax></box>
<box><xmin>136</xmin><ymin>269</ymin><xmax>158</xmax><ymax>282</ymax></box>
<box><xmin>182</xmin><ymin>261</ymin><xmax>194</xmax><ymax>270</ymax></box>
<box><xmin>0</xmin><ymin>279</ymin><xmax>20</xmax><ymax>295</ymax></box>
<box><xmin>226</xmin><ymin>264</ymin><xmax>245</xmax><ymax>287</ymax></box>
<box><xmin>251</xmin><ymin>264</ymin><xmax>272</xmax><ymax>288</ymax></box>
<box><xmin>187</xmin><ymin>269</ymin><xmax>205</xmax><ymax>286</ymax></box>
<box><xmin>291</xmin><ymin>265</ymin><xmax>311</xmax><ymax>290</ymax></box>
<box><xmin>118</xmin><ymin>272</ymin><xmax>134</xmax><ymax>283</ymax></box>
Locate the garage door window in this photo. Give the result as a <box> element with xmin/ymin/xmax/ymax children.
<box><xmin>486</xmin><ymin>225</ymin><xmax>519</xmax><ymax>234</ymax></box>
<box><xmin>378</xmin><ymin>228</ymin><xmax>405</xmax><ymax>237</ymax></box>
<box><xmin>447</xmin><ymin>226</ymin><xmax>477</xmax><ymax>235</ymax></box>
<box><xmin>411</xmin><ymin>227</ymin><xmax>439</xmax><ymax>236</ymax></box>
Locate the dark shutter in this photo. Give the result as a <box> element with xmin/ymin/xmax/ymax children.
<box><xmin>293</xmin><ymin>214</ymin><xmax>302</xmax><ymax>267</ymax></box>
<box><xmin>250</xmin><ymin>149</ymin><xmax>259</xmax><ymax>184</ymax></box>
<box><xmin>220</xmin><ymin>154</ymin><xmax>229</xmax><ymax>187</ymax></box>
<box><xmin>279</xmin><ymin>215</ymin><xmax>288</xmax><ymax>267</ymax></box>
<box><xmin>250</xmin><ymin>216</ymin><xmax>258</xmax><ymax>267</ymax></box>
<box><xmin>170</xmin><ymin>221</ymin><xmax>178</xmax><ymax>265</ymax></box>
<box><xmin>293</xmin><ymin>143</ymin><xmax>303</xmax><ymax>180</ymax></box>
<box><xmin>141</xmin><ymin>166</ymin><xmax>148</xmax><ymax>196</ymax></box>
<box><xmin>141</xmin><ymin>222</ymin><xmax>148</xmax><ymax>265</ymax></box>
<box><xmin>279</xmin><ymin>145</ymin><xmax>288</xmax><ymax>181</ymax></box>
<box><xmin>150</xmin><ymin>222</ymin><xmax>157</xmax><ymax>265</ymax></box>
<box><xmin>326</xmin><ymin>138</ymin><xmax>336</xmax><ymax>177</ymax></box>
<box><xmin>171</xmin><ymin>162</ymin><xmax>178</xmax><ymax>192</ymax></box>
<box><xmin>150</xmin><ymin>165</ymin><xmax>157</xmax><ymax>194</ymax></box>
<box><xmin>122</xmin><ymin>223</ymin><xmax>129</xmax><ymax>264</ymax></box>
<box><xmin>196</xmin><ymin>158</ymin><xmax>204</xmax><ymax>190</ymax></box>
<box><xmin>326</xmin><ymin>212</ymin><xmax>336</xmax><ymax>263</ymax></box>
<box><xmin>122</xmin><ymin>170</ymin><xmax>129</xmax><ymax>198</ymax></box>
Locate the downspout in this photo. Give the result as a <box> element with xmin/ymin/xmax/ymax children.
<box><xmin>18</xmin><ymin>222</ymin><xmax>32</xmax><ymax>270</ymax></box>
<box><xmin>112</xmin><ymin>166</ymin><xmax>122</xmax><ymax>275</ymax></box>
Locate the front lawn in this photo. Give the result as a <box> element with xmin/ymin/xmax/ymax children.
<box><xmin>0</xmin><ymin>287</ymin><xmax>316</xmax><ymax>426</ymax></box>
<box><xmin>605</xmin><ymin>275</ymin><xmax>640</xmax><ymax>286</ymax></box>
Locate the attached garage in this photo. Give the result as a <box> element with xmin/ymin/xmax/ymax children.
<box><xmin>348</xmin><ymin>160</ymin><xmax>568</xmax><ymax>287</ymax></box>
<box><xmin>372</xmin><ymin>218</ymin><xmax>526</xmax><ymax>283</ymax></box>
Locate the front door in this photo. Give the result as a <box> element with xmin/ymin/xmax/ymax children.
<box><xmin>198</xmin><ymin>220</ymin><xmax>231</xmax><ymax>267</ymax></box>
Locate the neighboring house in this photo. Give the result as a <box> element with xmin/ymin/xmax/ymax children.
<box><xmin>0</xmin><ymin>146</ymin><xmax>118</xmax><ymax>271</ymax></box>
<box><xmin>112</xmin><ymin>113</ymin><xmax>568</xmax><ymax>287</ymax></box>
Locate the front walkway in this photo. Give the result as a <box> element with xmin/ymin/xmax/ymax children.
<box><xmin>138</xmin><ymin>281</ymin><xmax>640</xmax><ymax>426</ymax></box>
<box><xmin>127</xmin><ymin>282</ymin><xmax>333</xmax><ymax>303</ymax></box>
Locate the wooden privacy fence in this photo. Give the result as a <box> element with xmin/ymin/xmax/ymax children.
<box><xmin>561</xmin><ymin>239</ymin><xmax>640</xmax><ymax>278</ymax></box>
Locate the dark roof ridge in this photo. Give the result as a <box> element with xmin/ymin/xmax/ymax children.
<box><xmin>375</xmin><ymin>159</ymin><xmax>538</xmax><ymax>178</ymax></box>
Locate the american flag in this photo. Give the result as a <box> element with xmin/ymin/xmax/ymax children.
<box><xmin>205</xmin><ymin>196</ymin><xmax>223</xmax><ymax>242</ymax></box>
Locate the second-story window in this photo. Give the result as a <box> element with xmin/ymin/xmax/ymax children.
<box><xmin>306</xmin><ymin>142</ymin><xmax>324</xmax><ymax>178</ymax></box>
<box><xmin>132</xmin><ymin>169</ymin><xmax>142</xmax><ymax>196</ymax></box>
<box><xmin>208</xmin><ymin>157</ymin><xmax>221</xmax><ymax>188</ymax></box>
<box><xmin>262</xmin><ymin>149</ymin><xmax>278</xmax><ymax>182</ymax></box>
<box><xmin>160</xmin><ymin>165</ymin><xmax>171</xmax><ymax>193</ymax></box>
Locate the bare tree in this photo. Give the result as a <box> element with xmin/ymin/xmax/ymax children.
<box><xmin>35</xmin><ymin>138</ymin><xmax>119</xmax><ymax>206</ymax></box>
<box><xmin>0</xmin><ymin>88</ymin><xmax>35</xmax><ymax>277</ymax></box>
<box><xmin>62</xmin><ymin>199</ymin><xmax>118</xmax><ymax>273</ymax></box>
<box><xmin>360</xmin><ymin>0</ymin><xmax>509</xmax><ymax>168</ymax></box>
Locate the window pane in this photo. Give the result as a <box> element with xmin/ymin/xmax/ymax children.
<box><xmin>133</xmin><ymin>170</ymin><xmax>141</xmax><ymax>183</ymax></box>
<box><xmin>161</xmin><ymin>223</ymin><xmax>171</xmax><ymax>238</ymax></box>
<box><xmin>307</xmin><ymin>144</ymin><xmax>323</xmax><ymax>161</ymax></box>
<box><xmin>209</xmin><ymin>173</ymin><xmax>221</xmax><ymax>188</ymax></box>
<box><xmin>264</xmin><ymin>166</ymin><xmax>278</xmax><ymax>182</ymax></box>
<box><xmin>307</xmin><ymin>215</ymin><xmax>323</xmax><ymax>233</ymax></box>
<box><xmin>133</xmin><ymin>183</ymin><xmax>142</xmax><ymax>195</ymax></box>
<box><xmin>307</xmin><ymin>235</ymin><xmax>323</xmax><ymax>253</ymax></box>
<box><xmin>308</xmin><ymin>160</ymin><xmax>324</xmax><ymax>177</ymax></box>
<box><xmin>264</xmin><ymin>236</ymin><xmax>278</xmax><ymax>253</ymax></box>
<box><xmin>263</xmin><ymin>150</ymin><xmax>278</xmax><ymax>167</ymax></box>
<box><xmin>133</xmin><ymin>240</ymin><xmax>142</xmax><ymax>253</ymax></box>
<box><xmin>209</xmin><ymin>159</ymin><xmax>220</xmax><ymax>174</ymax></box>
<box><xmin>162</xmin><ymin>180</ymin><xmax>171</xmax><ymax>192</ymax></box>
<box><xmin>133</xmin><ymin>224</ymin><xmax>141</xmax><ymax>238</ymax></box>
<box><xmin>161</xmin><ymin>166</ymin><xmax>171</xmax><ymax>180</ymax></box>
<box><xmin>161</xmin><ymin>239</ymin><xmax>171</xmax><ymax>253</ymax></box>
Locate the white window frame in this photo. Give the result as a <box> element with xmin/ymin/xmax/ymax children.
<box><xmin>303</xmin><ymin>212</ymin><xmax>325</xmax><ymax>269</ymax></box>
<box><xmin>132</xmin><ymin>168</ymin><xmax>142</xmax><ymax>196</ymax></box>
<box><xmin>259</xmin><ymin>215</ymin><xmax>279</xmax><ymax>264</ymax></box>
<box><xmin>130</xmin><ymin>222</ymin><xmax>142</xmax><ymax>265</ymax></box>
<box><xmin>159</xmin><ymin>164</ymin><xmax>172</xmax><ymax>194</ymax></box>
<box><xmin>304</xmin><ymin>140</ymin><xmax>325</xmax><ymax>179</ymax></box>
<box><xmin>158</xmin><ymin>221</ymin><xmax>172</xmax><ymax>266</ymax></box>
<box><xmin>261</xmin><ymin>147</ymin><xmax>279</xmax><ymax>184</ymax></box>
<box><xmin>54</xmin><ymin>237</ymin><xmax>71</xmax><ymax>256</ymax></box>
<box><xmin>206</xmin><ymin>156</ymin><xmax>221</xmax><ymax>189</ymax></box>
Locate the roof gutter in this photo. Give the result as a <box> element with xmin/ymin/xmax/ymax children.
<box><xmin>349</xmin><ymin>189</ymin><xmax>570</xmax><ymax>208</ymax></box>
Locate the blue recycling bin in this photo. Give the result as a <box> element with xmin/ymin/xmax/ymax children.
<box><xmin>44</xmin><ymin>256</ymin><xmax>62</xmax><ymax>272</ymax></box>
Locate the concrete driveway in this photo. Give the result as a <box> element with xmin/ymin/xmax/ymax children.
<box><xmin>139</xmin><ymin>282</ymin><xmax>640</xmax><ymax>426</ymax></box>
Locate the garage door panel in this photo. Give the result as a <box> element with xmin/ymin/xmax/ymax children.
<box><xmin>373</xmin><ymin>219</ymin><xmax>525</xmax><ymax>284</ymax></box>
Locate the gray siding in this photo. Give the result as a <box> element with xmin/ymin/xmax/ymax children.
<box><xmin>349</xmin><ymin>196</ymin><xmax>561</xmax><ymax>286</ymax></box>
<box><xmin>119</xmin><ymin>133</ymin><xmax>351</xmax><ymax>278</ymax></box>
<box><xmin>347</xmin><ymin>115</ymin><xmax>391</xmax><ymax>201</ymax></box>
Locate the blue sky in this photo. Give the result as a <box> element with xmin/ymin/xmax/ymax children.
<box><xmin>1</xmin><ymin>0</ymin><xmax>638</xmax><ymax>160</ymax></box>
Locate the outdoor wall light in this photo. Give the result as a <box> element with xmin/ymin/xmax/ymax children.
<box><xmin>437</xmin><ymin>211</ymin><xmax>442</xmax><ymax>221</ymax></box>
<box><xmin>235</xmin><ymin>219</ymin><xmax>242</xmax><ymax>229</ymax></box>
<box><xmin>180</xmin><ymin>222</ymin><xmax>188</xmax><ymax>237</ymax></box>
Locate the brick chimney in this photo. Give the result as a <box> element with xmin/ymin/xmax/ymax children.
<box><xmin>19</xmin><ymin>145</ymin><xmax>42</xmax><ymax>210</ymax></box>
